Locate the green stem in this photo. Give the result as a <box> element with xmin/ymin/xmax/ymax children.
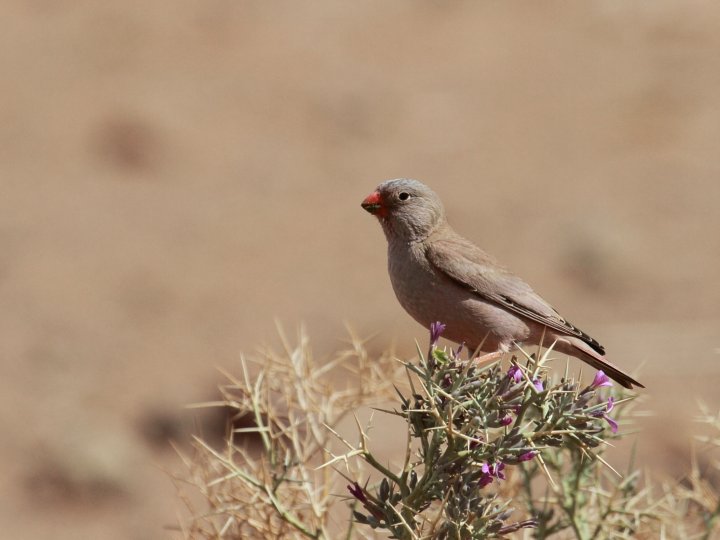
<box><xmin>344</xmin><ymin>501</ymin><xmax>357</xmax><ymax>540</ymax></box>
<box><xmin>564</xmin><ymin>451</ymin><xmax>589</xmax><ymax>540</ymax></box>
<box><xmin>363</xmin><ymin>451</ymin><xmax>404</xmax><ymax>487</ymax></box>
<box><xmin>265</xmin><ymin>486</ymin><xmax>323</xmax><ymax>539</ymax></box>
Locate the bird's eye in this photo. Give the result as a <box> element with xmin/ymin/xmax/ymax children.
<box><xmin>398</xmin><ymin>192</ymin><xmax>410</xmax><ymax>201</ymax></box>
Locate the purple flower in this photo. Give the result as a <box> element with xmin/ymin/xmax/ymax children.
<box><xmin>592</xmin><ymin>396</ymin><xmax>619</xmax><ymax>433</ymax></box>
<box><xmin>500</xmin><ymin>415</ymin><xmax>513</xmax><ymax>426</ymax></box>
<box><xmin>347</xmin><ymin>482</ymin><xmax>368</xmax><ymax>503</ymax></box>
<box><xmin>429</xmin><ymin>321</ymin><xmax>446</xmax><ymax>346</ymax></box>
<box><xmin>479</xmin><ymin>473</ymin><xmax>494</xmax><ymax>488</ymax></box>
<box><xmin>591</xmin><ymin>370</ymin><xmax>613</xmax><ymax>389</ymax></box>
<box><xmin>507</xmin><ymin>365</ymin><xmax>523</xmax><ymax>383</ymax></box>
<box><xmin>479</xmin><ymin>462</ymin><xmax>506</xmax><ymax>488</ymax></box>
<box><xmin>605</xmin><ymin>415</ymin><xmax>619</xmax><ymax>433</ymax></box>
<box><xmin>532</xmin><ymin>379</ymin><xmax>544</xmax><ymax>392</ymax></box>
<box><xmin>604</xmin><ymin>397</ymin><xmax>618</xmax><ymax>433</ymax></box>
<box><xmin>518</xmin><ymin>451</ymin><xmax>537</xmax><ymax>462</ymax></box>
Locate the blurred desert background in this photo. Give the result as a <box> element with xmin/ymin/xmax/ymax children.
<box><xmin>1</xmin><ymin>1</ymin><xmax>719</xmax><ymax>538</ymax></box>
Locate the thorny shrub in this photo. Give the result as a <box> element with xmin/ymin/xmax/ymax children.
<box><xmin>174</xmin><ymin>324</ymin><xmax>720</xmax><ymax>539</ymax></box>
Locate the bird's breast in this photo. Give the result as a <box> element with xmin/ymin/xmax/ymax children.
<box><xmin>386</xmin><ymin>242</ymin><xmax>530</xmax><ymax>350</ymax></box>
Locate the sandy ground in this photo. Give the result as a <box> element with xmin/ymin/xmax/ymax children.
<box><xmin>1</xmin><ymin>1</ymin><xmax>719</xmax><ymax>537</ymax></box>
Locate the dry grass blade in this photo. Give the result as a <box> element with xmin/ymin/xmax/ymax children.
<box><xmin>175</xmin><ymin>326</ymin><xmax>401</xmax><ymax>539</ymax></box>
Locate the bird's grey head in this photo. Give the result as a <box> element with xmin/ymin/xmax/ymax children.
<box><xmin>361</xmin><ymin>178</ymin><xmax>445</xmax><ymax>242</ymax></box>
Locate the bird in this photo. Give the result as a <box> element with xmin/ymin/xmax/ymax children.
<box><xmin>360</xmin><ymin>178</ymin><xmax>643</xmax><ymax>389</ymax></box>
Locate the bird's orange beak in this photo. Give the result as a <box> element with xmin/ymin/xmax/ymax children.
<box><xmin>361</xmin><ymin>191</ymin><xmax>383</xmax><ymax>215</ymax></box>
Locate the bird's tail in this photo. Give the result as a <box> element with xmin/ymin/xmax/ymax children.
<box><xmin>567</xmin><ymin>338</ymin><xmax>644</xmax><ymax>389</ymax></box>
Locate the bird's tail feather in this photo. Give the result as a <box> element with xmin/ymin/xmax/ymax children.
<box><xmin>570</xmin><ymin>341</ymin><xmax>644</xmax><ymax>389</ymax></box>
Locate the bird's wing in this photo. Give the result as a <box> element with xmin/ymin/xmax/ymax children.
<box><xmin>426</xmin><ymin>233</ymin><xmax>605</xmax><ymax>355</ymax></box>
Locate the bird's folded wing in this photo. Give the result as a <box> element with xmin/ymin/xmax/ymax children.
<box><xmin>426</xmin><ymin>234</ymin><xmax>605</xmax><ymax>354</ymax></box>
